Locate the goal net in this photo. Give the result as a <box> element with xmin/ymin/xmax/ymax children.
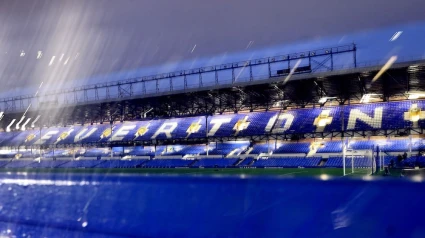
<box><xmin>343</xmin><ymin>144</ymin><xmax>375</xmax><ymax>176</ymax></box>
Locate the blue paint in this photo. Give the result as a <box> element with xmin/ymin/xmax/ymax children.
<box><xmin>0</xmin><ymin>173</ymin><xmax>423</xmax><ymax>237</ymax></box>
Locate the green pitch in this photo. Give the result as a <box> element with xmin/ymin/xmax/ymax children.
<box><xmin>0</xmin><ymin>167</ymin><xmax>373</xmax><ymax>177</ymax></box>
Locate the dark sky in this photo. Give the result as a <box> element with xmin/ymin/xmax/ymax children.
<box><xmin>0</xmin><ymin>0</ymin><xmax>424</xmax><ymax>96</ymax></box>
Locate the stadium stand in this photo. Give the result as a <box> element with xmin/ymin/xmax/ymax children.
<box><xmin>316</xmin><ymin>141</ymin><xmax>343</xmax><ymax>153</ymax></box>
<box><xmin>0</xmin><ymin>135</ymin><xmax>422</xmax><ymax>169</ymax></box>
<box><xmin>27</xmin><ymin>160</ymin><xmax>70</xmax><ymax>168</ymax></box>
<box><xmin>238</xmin><ymin>157</ymin><xmax>255</xmax><ymax>166</ymax></box>
<box><xmin>253</xmin><ymin>157</ymin><xmax>321</xmax><ymax>168</ymax></box>
<box><xmin>127</xmin><ymin>146</ymin><xmax>155</xmax><ymax>157</ymax></box>
<box><xmin>5</xmin><ymin>160</ymin><xmax>36</xmax><ymax>168</ymax></box>
<box><xmin>83</xmin><ymin>148</ymin><xmax>110</xmax><ymax>157</ymax></box>
<box><xmin>143</xmin><ymin>159</ymin><xmax>193</xmax><ymax>168</ymax></box>
<box><xmin>0</xmin><ymin>160</ymin><xmax>11</xmax><ymax>167</ymax></box>
<box><xmin>249</xmin><ymin>143</ymin><xmax>273</xmax><ymax>155</ymax></box>
<box><xmin>274</xmin><ymin>143</ymin><xmax>310</xmax><ymax>154</ymax></box>
<box><xmin>416</xmin><ymin>156</ymin><xmax>425</xmax><ymax>167</ymax></box>
<box><xmin>203</xmin><ymin>142</ymin><xmax>249</xmax><ymax>156</ymax></box>
<box><xmin>325</xmin><ymin>156</ymin><xmax>371</xmax><ymax>168</ymax></box>
<box><xmin>94</xmin><ymin>159</ymin><xmax>148</xmax><ymax>168</ymax></box>
<box><xmin>161</xmin><ymin>145</ymin><xmax>206</xmax><ymax>156</ymax></box>
<box><xmin>0</xmin><ymin>100</ymin><xmax>424</xmax><ymax>170</ymax></box>
<box><xmin>43</xmin><ymin>149</ymin><xmax>71</xmax><ymax>158</ymax></box>
<box><xmin>57</xmin><ymin>160</ymin><xmax>104</xmax><ymax>168</ymax></box>
<box><xmin>194</xmin><ymin>158</ymin><xmax>238</xmax><ymax>168</ymax></box>
<box><xmin>0</xmin><ymin>152</ymin><xmax>18</xmax><ymax>159</ymax></box>
<box><xmin>1</xmin><ymin>100</ymin><xmax>425</xmax><ymax>148</ymax></box>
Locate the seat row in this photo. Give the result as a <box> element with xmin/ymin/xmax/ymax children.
<box><xmin>3</xmin><ymin>155</ymin><xmax>418</xmax><ymax>169</ymax></box>
<box><xmin>3</xmin><ymin>138</ymin><xmax>423</xmax><ymax>160</ymax></box>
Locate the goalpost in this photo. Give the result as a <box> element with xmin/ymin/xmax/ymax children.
<box><xmin>343</xmin><ymin>141</ymin><xmax>376</xmax><ymax>176</ymax></box>
<box><xmin>379</xmin><ymin>149</ymin><xmax>384</xmax><ymax>172</ymax></box>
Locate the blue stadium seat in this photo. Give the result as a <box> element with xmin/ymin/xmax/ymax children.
<box><xmin>349</xmin><ymin>140</ymin><xmax>375</xmax><ymax>150</ymax></box>
<box><xmin>350</xmin><ymin>139</ymin><xmax>413</xmax><ymax>152</ymax></box>
<box><xmin>43</xmin><ymin>149</ymin><xmax>72</xmax><ymax>158</ymax></box>
<box><xmin>325</xmin><ymin>156</ymin><xmax>371</xmax><ymax>168</ymax></box>
<box><xmin>0</xmin><ymin>152</ymin><xmax>18</xmax><ymax>159</ymax></box>
<box><xmin>94</xmin><ymin>159</ymin><xmax>148</xmax><ymax>168</ymax></box>
<box><xmin>401</xmin><ymin>156</ymin><xmax>417</xmax><ymax>168</ymax></box>
<box><xmin>316</xmin><ymin>141</ymin><xmax>343</xmax><ymax>153</ymax></box>
<box><xmin>0</xmin><ymin>160</ymin><xmax>12</xmax><ymax>167</ymax></box>
<box><xmin>380</xmin><ymin>140</ymin><xmax>410</xmax><ymax>152</ymax></box>
<box><xmin>127</xmin><ymin>146</ymin><xmax>155</xmax><ymax>157</ymax></box>
<box><xmin>162</xmin><ymin>145</ymin><xmax>206</xmax><ymax>156</ymax></box>
<box><xmin>143</xmin><ymin>159</ymin><xmax>193</xmax><ymax>168</ymax></box>
<box><xmin>253</xmin><ymin>157</ymin><xmax>320</xmax><ymax>168</ymax></box>
<box><xmin>57</xmin><ymin>160</ymin><xmax>103</xmax><ymax>168</ymax></box>
<box><xmin>28</xmin><ymin>160</ymin><xmax>70</xmax><ymax>168</ymax></box>
<box><xmin>416</xmin><ymin>156</ymin><xmax>425</xmax><ymax>167</ymax></box>
<box><xmin>238</xmin><ymin>157</ymin><xmax>255</xmax><ymax>166</ymax></box>
<box><xmin>274</xmin><ymin>143</ymin><xmax>310</xmax><ymax>154</ymax></box>
<box><xmin>83</xmin><ymin>148</ymin><xmax>110</xmax><ymax>157</ymax></box>
<box><xmin>194</xmin><ymin>158</ymin><xmax>238</xmax><ymax>168</ymax></box>
<box><xmin>202</xmin><ymin>142</ymin><xmax>249</xmax><ymax>156</ymax></box>
<box><xmin>250</xmin><ymin>144</ymin><xmax>273</xmax><ymax>154</ymax></box>
<box><xmin>5</xmin><ymin>160</ymin><xmax>36</xmax><ymax>168</ymax></box>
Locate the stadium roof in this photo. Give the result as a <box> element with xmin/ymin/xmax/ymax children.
<box><xmin>1</xmin><ymin>58</ymin><xmax>425</xmax><ymax>129</ymax></box>
<box><xmin>1</xmin><ymin>0</ymin><xmax>425</xmax><ymax>97</ymax></box>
